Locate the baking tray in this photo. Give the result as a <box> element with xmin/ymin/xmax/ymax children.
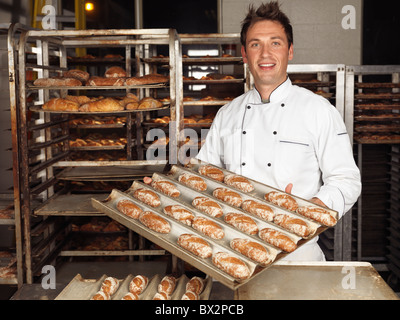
<box><xmin>29</xmin><ymin>104</ymin><xmax>169</xmax><ymax>114</ymax></box>
<box><xmin>55</xmin><ymin>273</ymin><xmax>212</xmax><ymax>300</ymax></box>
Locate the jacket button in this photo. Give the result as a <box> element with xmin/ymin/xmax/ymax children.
<box><xmin>242</xmin><ymin>162</ymin><xmax>246</xmax><ymax>166</ymax></box>
<box><xmin>273</xmin><ymin>131</ymin><xmax>277</xmax><ymax>135</ymax></box>
<box><xmin>281</xmin><ymin>103</ymin><xmax>285</xmax><ymax>107</ymax></box>
<box><xmin>247</xmin><ymin>105</ymin><xmax>251</xmax><ymax>109</ymax></box>
<box><xmin>267</xmin><ymin>163</ymin><xmax>271</xmax><ymax>167</ymax></box>
<box><xmin>243</xmin><ymin>131</ymin><xmax>246</xmax><ymax>134</ymax></box>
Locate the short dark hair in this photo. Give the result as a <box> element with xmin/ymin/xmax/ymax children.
<box><xmin>240</xmin><ymin>1</ymin><xmax>293</xmax><ymax>48</ymax></box>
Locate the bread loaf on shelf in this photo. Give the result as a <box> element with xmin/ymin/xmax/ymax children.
<box><xmin>42</xmin><ymin>98</ymin><xmax>79</xmax><ymax>112</ymax></box>
<box><xmin>192</xmin><ymin>196</ymin><xmax>223</xmax><ymax>218</ymax></box>
<box><xmin>258</xmin><ymin>227</ymin><xmax>297</xmax><ymax>252</ymax></box>
<box><xmin>79</xmin><ymin>97</ymin><xmax>124</xmax><ymax>112</ymax></box>
<box><xmin>33</xmin><ymin>77</ymin><xmax>82</xmax><ymax>87</ymax></box>
<box><xmin>125</xmin><ymin>73</ymin><xmax>168</xmax><ymax>85</ymax></box>
<box><xmin>87</xmin><ymin>76</ymin><xmax>125</xmax><ymax>86</ymax></box>
<box><xmin>177</xmin><ymin>233</ymin><xmax>212</xmax><ymax>259</ymax></box>
<box><xmin>192</xmin><ymin>216</ymin><xmax>225</xmax><ymax>240</ymax></box>
<box><xmin>198</xmin><ymin>165</ymin><xmax>224</xmax><ymax>182</ymax></box>
<box><xmin>212</xmin><ymin>188</ymin><xmax>243</xmax><ymax>207</ymax></box>
<box><xmin>63</xmin><ymin>69</ymin><xmax>90</xmax><ymax>83</ymax></box>
<box><xmin>212</xmin><ymin>252</ymin><xmax>251</xmax><ymax>280</ymax></box>
<box><xmin>241</xmin><ymin>199</ymin><xmax>274</xmax><ymax>222</ymax></box>
<box><xmin>65</xmin><ymin>95</ymin><xmax>92</xmax><ymax>105</ymax></box>
<box><xmin>133</xmin><ymin>188</ymin><xmax>161</xmax><ymax>207</ymax></box>
<box><xmin>296</xmin><ymin>205</ymin><xmax>337</xmax><ymax>226</ymax></box>
<box><xmin>139</xmin><ymin>211</ymin><xmax>171</xmax><ymax>234</ymax></box>
<box><xmin>224</xmin><ymin>212</ymin><xmax>258</xmax><ymax>235</ymax></box>
<box><xmin>105</xmin><ymin>66</ymin><xmax>127</xmax><ymax>78</ymax></box>
<box><xmin>116</xmin><ymin>199</ymin><xmax>142</xmax><ymax>219</ymax></box>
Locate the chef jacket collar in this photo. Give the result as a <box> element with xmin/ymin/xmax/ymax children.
<box><xmin>252</xmin><ymin>76</ymin><xmax>292</xmax><ymax>104</ymax></box>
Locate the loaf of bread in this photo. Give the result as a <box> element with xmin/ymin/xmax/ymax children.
<box><xmin>177</xmin><ymin>233</ymin><xmax>212</xmax><ymax>259</ymax></box>
<box><xmin>151</xmin><ymin>180</ymin><xmax>180</xmax><ymax>198</ymax></box>
<box><xmin>116</xmin><ymin>199</ymin><xmax>142</xmax><ymax>219</ymax></box>
<box><xmin>137</xmin><ymin>97</ymin><xmax>163</xmax><ymax>110</ymax></box>
<box><xmin>129</xmin><ymin>275</ymin><xmax>148</xmax><ymax>295</ymax></box>
<box><xmin>181</xmin><ymin>290</ymin><xmax>200</xmax><ymax>300</ymax></box>
<box><xmin>198</xmin><ymin>165</ymin><xmax>224</xmax><ymax>182</ymax></box>
<box><xmin>63</xmin><ymin>69</ymin><xmax>90</xmax><ymax>83</ymax></box>
<box><xmin>224</xmin><ymin>212</ymin><xmax>258</xmax><ymax>235</ymax></box>
<box><xmin>212</xmin><ymin>188</ymin><xmax>243</xmax><ymax>207</ymax></box>
<box><xmin>224</xmin><ymin>174</ymin><xmax>254</xmax><ymax>193</ymax></box>
<box><xmin>158</xmin><ymin>275</ymin><xmax>176</xmax><ymax>295</ymax></box>
<box><xmin>91</xmin><ymin>290</ymin><xmax>110</xmax><ymax>300</ymax></box>
<box><xmin>192</xmin><ymin>196</ymin><xmax>223</xmax><ymax>218</ymax></box>
<box><xmin>42</xmin><ymin>98</ymin><xmax>79</xmax><ymax>112</ymax></box>
<box><xmin>118</xmin><ymin>93</ymin><xmax>139</xmax><ymax>108</ymax></box>
<box><xmin>33</xmin><ymin>77</ymin><xmax>82</xmax><ymax>87</ymax></box>
<box><xmin>86</xmin><ymin>76</ymin><xmax>125</xmax><ymax>86</ymax></box>
<box><xmin>212</xmin><ymin>252</ymin><xmax>251</xmax><ymax>280</ymax></box>
<box><xmin>296</xmin><ymin>205</ymin><xmax>337</xmax><ymax>226</ymax></box>
<box><xmin>230</xmin><ymin>238</ymin><xmax>272</xmax><ymax>265</ymax></box>
<box><xmin>100</xmin><ymin>276</ymin><xmax>119</xmax><ymax>296</ymax></box>
<box><xmin>121</xmin><ymin>292</ymin><xmax>139</xmax><ymax>300</ymax></box>
<box><xmin>153</xmin><ymin>291</ymin><xmax>170</xmax><ymax>300</ymax></box>
<box><xmin>105</xmin><ymin>66</ymin><xmax>127</xmax><ymax>78</ymax></box>
<box><xmin>186</xmin><ymin>276</ymin><xmax>204</xmax><ymax>294</ymax></box>
<box><xmin>139</xmin><ymin>211</ymin><xmax>171</xmax><ymax>234</ymax></box>
<box><xmin>79</xmin><ymin>97</ymin><xmax>124</xmax><ymax>112</ymax></box>
<box><xmin>258</xmin><ymin>227</ymin><xmax>297</xmax><ymax>252</ymax></box>
<box><xmin>192</xmin><ymin>216</ymin><xmax>225</xmax><ymax>240</ymax></box>
<box><xmin>125</xmin><ymin>73</ymin><xmax>169</xmax><ymax>85</ymax></box>
<box><xmin>273</xmin><ymin>214</ymin><xmax>311</xmax><ymax>238</ymax></box>
<box><xmin>163</xmin><ymin>205</ymin><xmax>194</xmax><ymax>226</ymax></box>
<box><xmin>133</xmin><ymin>188</ymin><xmax>161</xmax><ymax>207</ymax></box>
<box><xmin>265</xmin><ymin>191</ymin><xmax>298</xmax><ymax>211</ymax></box>
<box><xmin>241</xmin><ymin>199</ymin><xmax>274</xmax><ymax>222</ymax></box>
<box><xmin>65</xmin><ymin>95</ymin><xmax>92</xmax><ymax>105</ymax></box>
<box><xmin>178</xmin><ymin>173</ymin><xmax>207</xmax><ymax>191</ymax></box>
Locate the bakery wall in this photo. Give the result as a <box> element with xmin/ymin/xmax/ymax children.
<box><xmin>220</xmin><ymin>0</ymin><xmax>363</xmax><ymax>65</ymax></box>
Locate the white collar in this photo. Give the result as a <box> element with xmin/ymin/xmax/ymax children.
<box><xmin>252</xmin><ymin>77</ymin><xmax>292</xmax><ymax>104</ymax></box>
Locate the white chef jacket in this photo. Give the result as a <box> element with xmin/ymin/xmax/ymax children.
<box><xmin>196</xmin><ymin>77</ymin><xmax>361</xmax><ymax>261</ymax></box>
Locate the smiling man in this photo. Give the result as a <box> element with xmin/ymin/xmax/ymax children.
<box><xmin>196</xmin><ymin>1</ymin><xmax>361</xmax><ymax>261</ymax></box>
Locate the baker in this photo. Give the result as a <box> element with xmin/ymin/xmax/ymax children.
<box><xmin>196</xmin><ymin>1</ymin><xmax>362</xmax><ymax>261</ymax></box>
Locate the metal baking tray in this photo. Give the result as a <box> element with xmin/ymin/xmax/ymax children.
<box><xmin>55</xmin><ymin>273</ymin><xmax>212</xmax><ymax>300</ymax></box>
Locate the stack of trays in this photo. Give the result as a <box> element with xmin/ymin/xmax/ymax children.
<box><xmin>92</xmin><ymin>159</ymin><xmax>338</xmax><ymax>290</ymax></box>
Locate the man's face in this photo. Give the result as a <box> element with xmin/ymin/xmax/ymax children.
<box><xmin>241</xmin><ymin>20</ymin><xmax>293</xmax><ymax>95</ymax></box>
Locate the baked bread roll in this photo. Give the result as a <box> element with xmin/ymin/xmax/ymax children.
<box><xmin>224</xmin><ymin>212</ymin><xmax>258</xmax><ymax>235</ymax></box>
<box><xmin>241</xmin><ymin>199</ymin><xmax>274</xmax><ymax>222</ymax></box>
<box><xmin>181</xmin><ymin>290</ymin><xmax>200</xmax><ymax>300</ymax></box>
<box><xmin>224</xmin><ymin>174</ymin><xmax>254</xmax><ymax>193</ymax></box>
<box><xmin>265</xmin><ymin>191</ymin><xmax>298</xmax><ymax>211</ymax></box>
<box><xmin>79</xmin><ymin>97</ymin><xmax>124</xmax><ymax>112</ymax></box>
<box><xmin>63</xmin><ymin>69</ymin><xmax>90</xmax><ymax>83</ymax></box>
<box><xmin>273</xmin><ymin>214</ymin><xmax>311</xmax><ymax>238</ymax></box>
<box><xmin>153</xmin><ymin>292</ymin><xmax>170</xmax><ymax>300</ymax></box>
<box><xmin>87</xmin><ymin>76</ymin><xmax>125</xmax><ymax>86</ymax></box>
<box><xmin>163</xmin><ymin>205</ymin><xmax>194</xmax><ymax>226</ymax></box>
<box><xmin>33</xmin><ymin>77</ymin><xmax>82</xmax><ymax>87</ymax></box>
<box><xmin>212</xmin><ymin>188</ymin><xmax>243</xmax><ymax>207</ymax></box>
<box><xmin>105</xmin><ymin>66</ymin><xmax>127</xmax><ymax>78</ymax></box>
<box><xmin>91</xmin><ymin>290</ymin><xmax>110</xmax><ymax>300</ymax></box>
<box><xmin>121</xmin><ymin>292</ymin><xmax>139</xmax><ymax>300</ymax></box>
<box><xmin>118</xmin><ymin>93</ymin><xmax>139</xmax><ymax>108</ymax></box>
<box><xmin>177</xmin><ymin>233</ymin><xmax>212</xmax><ymax>259</ymax></box>
<box><xmin>151</xmin><ymin>180</ymin><xmax>180</xmax><ymax>198</ymax></box>
<box><xmin>125</xmin><ymin>73</ymin><xmax>169</xmax><ymax>85</ymax></box>
<box><xmin>139</xmin><ymin>211</ymin><xmax>171</xmax><ymax>234</ymax></box>
<box><xmin>230</xmin><ymin>238</ymin><xmax>272</xmax><ymax>265</ymax></box>
<box><xmin>258</xmin><ymin>227</ymin><xmax>297</xmax><ymax>252</ymax></box>
<box><xmin>116</xmin><ymin>199</ymin><xmax>142</xmax><ymax>219</ymax></box>
<box><xmin>186</xmin><ymin>276</ymin><xmax>204</xmax><ymax>294</ymax></box>
<box><xmin>198</xmin><ymin>165</ymin><xmax>224</xmax><ymax>182</ymax></box>
<box><xmin>137</xmin><ymin>97</ymin><xmax>163</xmax><ymax>110</ymax></box>
<box><xmin>42</xmin><ymin>98</ymin><xmax>79</xmax><ymax>112</ymax></box>
<box><xmin>212</xmin><ymin>252</ymin><xmax>251</xmax><ymax>280</ymax></box>
<box><xmin>192</xmin><ymin>216</ymin><xmax>224</xmax><ymax>240</ymax></box>
<box><xmin>178</xmin><ymin>173</ymin><xmax>207</xmax><ymax>191</ymax></box>
<box><xmin>133</xmin><ymin>188</ymin><xmax>161</xmax><ymax>207</ymax></box>
<box><xmin>100</xmin><ymin>276</ymin><xmax>119</xmax><ymax>296</ymax></box>
<box><xmin>158</xmin><ymin>275</ymin><xmax>176</xmax><ymax>295</ymax></box>
<box><xmin>65</xmin><ymin>95</ymin><xmax>92</xmax><ymax>105</ymax></box>
<box><xmin>296</xmin><ymin>205</ymin><xmax>337</xmax><ymax>226</ymax></box>
<box><xmin>192</xmin><ymin>196</ymin><xmax>223</xmax><ymax>218</ymax></box>
<box><xmin>129</xmin><ymin>275</ymin><xmax>149</xmax><ymax>295</ymax></box>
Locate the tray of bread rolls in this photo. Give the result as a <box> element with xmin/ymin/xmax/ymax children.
<box><xmin>55</xmin><ymin>273</ymin><xmax>212</xmax><ymax>300</ymax></box>
<box><xmin>91</xmin><ymin>161</ymin><xmax>338</xmax><ymax>290</ymax></box>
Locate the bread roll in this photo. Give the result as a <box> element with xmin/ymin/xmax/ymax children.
<box><xmin>296</xmin><ymin>205</ymin><xmax>337</xmax><ymax>226</ymax></box>
<box><xmin>212</xmin><ymin>188</ymin><xmax>243</xmax><ymax>207</ymax></box>
<box><xmin>65</xmin><ymin>95</ymin><xmax>92</xmax><ymax>105</ymax></box>
<box><xmin>79</xmin><ymin>97</ymin><xmax>124</xmax><ymax>112</ymax></box>
<box><xmin>153</xmin><ymin>292</ymin><xmax>170</xmax><ymax>300</ymax></box>
<box><xmin>121</xmin><ymin>292</ymin><xmax>139</xmax><ymax>300</ymax></box>
<box><xmin>63</xmin><ymin>69</ymin><xmax>90</xmax><ymax>83</ymax></box>
<box><xmin>178</xmin><ymin>173</ymin><xmax>207</xmax><ymax>191</ymax></box>
<box><xmin>42</xmin><ymin>98</ymin><xmax>79</xmax><ymax>112</ymax></box>
<box><xmin>133</xmin><ymin>188</ymin><xmax>161</xmax><ymax>207</ymax></box>
<box><xmin>224</xmin><ymin>174</ymin><xmax>254</xmax><ymax>193</ymax></box>
<box><xmin>224</xmin><ymin>212</ymin><xmax>258</xmax><ymax>235</ymax></box>
<box><xmin>241</xmin><ymin>199</ymin><xmax>274</xmax><ymax>222</ymax></box>
<box><xmin>273</xmin><ymin>214</ymin><xmax>311</xmax><ymax>238</ymax></box>
<box><xmin>230</xmin><ymin>238</ymin><xmax>272</xmax><ymax>265</ymax></box>
<box><xmin>265</xmin><ymin>191</ymin><xmax>298</xmax><ymax>211</ymax></box>
<box><xmin>137</xmin><ymin>97</ymin><xmax>163</xmax><ymax>109</ymax></box>
<box><xmin>118</xmin><ymin>93</ymin><xmax>139</xmax><ymax>108</ymax></box>
<box><xmin>258</xmin><ymin>227</ymin><xmax>297</xmax><ymax>252</ymax></box>
<box><xmin>116</xmin><ymin>199</ymin><xmax>142</xmax><ymax>219</ymax></box>
<box><xmin>105</xmin><ymin>66</ymin><xmax>127</xmax><ymax>78</ymax></box>
<box><xmin>192</xmin><ymin>216</ymin><xmax>224</xmax><ymax>240</ymax></box>
<box><xmin>192</xmin><ymin>196</ymin><xmax>223</xmax><ymax>218</ymax></box>
<box><xmin>33</xmin><ymin>77</ymin><xmax>82</xmax><ymax>87</ymax></box>
<box><xmin>91</xmin><ymin>290</ymin><xmax>110</xmax><ymax>300</ymax></box>
<box><xmin>100</xmin><ymin>276</ymin><xmax>119</xmax><ymax>296</ymax></box>
<box><xmin>163</xmin><ymin>205</ymin><xmax>194</xmax><ymax>226</ymax></box>
<box><xmin>185</xmin><ymin>276</ymin><xmax>204</xmax><ymax>294</ymax></box>
<box><xmin>125</xmin><ymin>73</ymin><xmax>168</xmax><ymax>85</ymax></box>
<box><xmin>212</xmin><ymin>252</ymin><xmax>251</xmax><ymax>280</ymax></box>
<box><xmin>129</xmin><ymin>275</ymin><xmax>148</xmax><ymax>294</ymax></box>
<box><xmin>151</xmin><ymin>180</ymin><xmax>180</xmax><ymax>198</ymax></box>
<box><xmin>158</xmin><ymin>275</ymin><xmax>176</xmax><ymax>295</ymax></box>
<box><xmin>139</xmin><ymin>211</ymin><xmax>170</xmax><ymax>234</ymax></box>
<box><xmin>198</xmin><ymin>165</ymin><xmax>224</xmax><ymax>182</ymax></box>
<box><xmin>177</xmin><ymin>233</ymin><xmax>212</xmax><ymax>259</ymax></box>
<box><xmin>87</xmin><ymin>76</ymin><xmax>125</xmax><ymax>86</ymax></box>
<box><xmin>181</xmin><ymin>290</ymin><xmax>200</xmax><ymax>300</ymax></box>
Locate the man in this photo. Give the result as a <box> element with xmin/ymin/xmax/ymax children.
<box><xmin>196</xmin><ymin>1</ymin><xmax>361</xmax><ymax>261</ymax></box>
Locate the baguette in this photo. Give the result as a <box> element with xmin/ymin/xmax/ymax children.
<box><xmin>79</xmin><ymin>97</ymin><xmax>124</xmax><ymax>112</ymax></box>
<box><xmin>133</xmin><ymin>188</ymin><xmax>161</xmax><ymax>207</ymax></box>
<box><xmin>33</xmin><ymin>77</ymin><xmax>82</xmax><ymax>87</ymax></box>
<box><xmin>129</xmin><ymin>275</ymin><xmax>149</xmax><ymax>295</ymax></box>
<box><xmin>212</xmin><ymin>252</ymin><xmax>251</xmax><ymax>280</ymax></box>
<box><xmin>265</xmin><ymin>191</ymin><xmax>298</xmax><ymax>211</ymax></box>
<box><xmin>177</xmin><ymin>233</ymin><xmax>212</xmax><ymax>259</ymax></box>
<box><xmin>42</xmin><ymin>98</ymin><xmax>79</xmax><ymax>112</ymax></box>
<box><xmin>116</xmin><ymin>199</ymin><xmax>142</xmax><ymax>219</ymax></box>
<box><xmin>273</xmin><ymin>214</ymin><xmax>311</xmax><ymax>238</ymax></box>
<box><xmin>224</xmin><ymin>212</ymin><xmax>258</xmax><ymax>235</ymax></box>
<box><xmin>163</xmin><ymin>205</ymin><xmax>194</xmax><ymax>226</ymax></box>
<box><xmin>296</xmin><ymin>205</ymin><xmax>337</xmax><ymax>226</ymax></box>
<box><xmin>212</xmin><ymin>187</ymin><xmax>243</xmax><ymax>207</ymax></box>
<box><xmin>230</xmin><ymin>238</ymin><xmax>272</xmax><ymax>265</ymax></box>
<box><xmin>178</xmin><ymin>173</ymin><xmax>207</xmax><ymax>191</ymax></box>
<box><xmin>241</xmin><ymin>199</ymin><xmax>274</xmax><ymax>222</ymax></box>
<box><xmin>151</xmin><ymin>180</ymin><xmax>180</xmax><ymax>198</ymax></box>
<box><xmin>258</xmin><ymin>227</ymin><xmax>297</xmax><ymax>252</ymax></box>
<box><xmin>192</xmin><ymin>216</ymin><xmax>225</xmax><ymax>240</ymax></box>
<box><xmin>198</xmin><ymin>165</ymin><xmax>224</xmax><ymax>182</ymax></box>
<box><xmin>192</xmin><ymin>196</ymin><xmax>223</xmax><ymax>218</ymax></box>
<box><xmin>139</xmin><ymin>211</ymin><xmax>170</xmax><ymax>234</ymax></box>
<box><xmin>224</xmin><ymin>174</ymin><xmax>254</xmax><ymax>193</ymax></box>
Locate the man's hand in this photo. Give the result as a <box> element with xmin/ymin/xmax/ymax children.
<box><xmin>143</xmin><ymin>177</ymin><xmax>152</xmax><ymax>185</ymax></box>
<box><xmin>285</xmin><ymin>183</ymin><xmax>328</xmax><ymax>208</ymax></box>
